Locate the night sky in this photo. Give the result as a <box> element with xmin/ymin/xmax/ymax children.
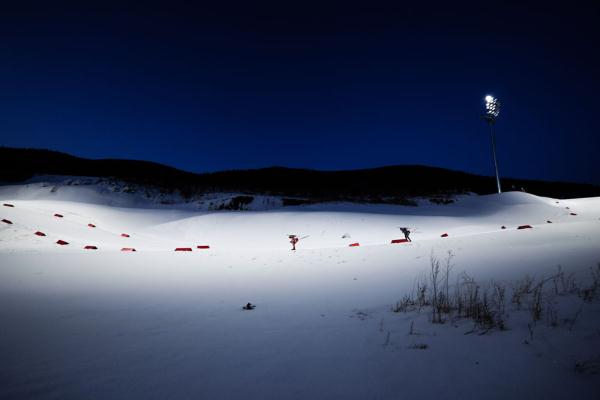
<box><xmin>1</xmin><ymin>1</ymin><xmax>599</xmax><ymax>184</ymax></box>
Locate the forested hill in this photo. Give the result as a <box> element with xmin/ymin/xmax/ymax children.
<box><xmin>1</xmin><ymin>147</ymin><xmax>598</xmax><ymax>200</ymax></box>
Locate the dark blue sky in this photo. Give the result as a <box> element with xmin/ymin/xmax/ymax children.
<box><xmin>1</xmin><ymin>1</ymin><xmax>599</xmax><ymax>184</ymax></box>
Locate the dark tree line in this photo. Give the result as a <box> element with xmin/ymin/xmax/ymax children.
<box><xmin>1</xmin><ymin>147</ymin><xmax>598</xmax><ymax>200</ymax></box>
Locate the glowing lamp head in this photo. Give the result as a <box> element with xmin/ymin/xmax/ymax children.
<box><xmin>484</xmin><ymin>94</ymin><xmax>501</xmax><ymax>121</ymax></box>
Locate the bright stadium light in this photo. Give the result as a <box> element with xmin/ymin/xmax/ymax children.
<box><xmin>485</xmin><ymin>95</ymin><xmax>501</xmax><ymax>121</ymax></box>
<box><xmin>483</xmin><ymin>95</ymin><xmax>502</xmax><ymax>193</ymax></box>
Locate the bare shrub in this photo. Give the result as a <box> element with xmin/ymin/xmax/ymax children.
<box><xmin>511</xmin><ymin>275</ymin><xmax>534</xmax><ymax>310</ymax></box>
<box><xmin>416</xmin><ymin>273</ymin><xmax>429</xmax><ymax>308</ymax></box>
<box><xmin>430</xmin><ymin>251</ymin><xmax>442</xmax><ymax>323</ymax></box>
<box><xmin>393</xmin><ymin>294</ymin><xmax>416</xmax><ymax>313</ymax></box>
<box><xmin>476</xmin><ymin>286</ymin><xmax>495</xmax><ymax>331</ymax></box>
<box><xmin>580</xmin><ymin>264</ymin><xmax>600</xmax><ymax>302</ymax></box>
<box><xmin>441</xmin><ymin>250</ymin><xmax>454</xmax><ymax>314</ymax></box>
<box><xmin>552</xmin><ymin>265</ymin><xmax>578</xmax><ymax>295</ymax></box>
<box><xmin>530</xmin><ymin>282</ymin><xmax>544</xmax><ymax>322</ymax></box>
<box><xmin>491</xmin><ymin>281</ymin><xmax>507</xmax><ymax>330</ymax></box>
<box><xmin>393</xmin><ymin>257</ymin><xmax>600</xmax><ymax>337</ymax></box>
<box><xmin>458</xmin><ymin>272</ymin><xmax>479</xmax><ymax>319</ymax></box>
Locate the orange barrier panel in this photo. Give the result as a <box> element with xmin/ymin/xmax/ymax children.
<box><xmin>35</xmin><ymin>231</ymin><xmax>46</xmax><ymax>236</ymax></box>
<box><xmin>84</xmin><ymin>245</ymin><xmax>98</xmax><ymax>250</ymax></box>
<box><xmin>56</xmin><ymin>240</ymin><xmax>69</xmax><ymax>245</ymax></box>
<box><xmin>121</xmin><ymin>233</ymin><xmax>130</xmax><ymax>237</ymax></box>
<box><xmin>54</xmin><ymin>213</ymin><xmax>64</xmax><ymax>218</ymax></box>
<box><xmin>349</xmin><ymin>243</ymin><xmax>360</xmax><ymax>247</ymax></box>
<box><xmin>3</xmin><ymin>203</ymin><xmax>14</xmax><ymax>207</ymax></box>
<box><xmin>175</xmin><ymin>247</ymin><xmax>193</xmax><ymax>251</ymax></box>
<box><xmin>1</xmin><ymin>219</ymin><xmax>12</xmax><ymax>224</ymax></box>
<box><xmin>88</xmin><ymin>224</ymin><xmax>96</xmax><ymax>228</ymax></box>
<box><xmin>197</xmin><ymin>245</ymin><xmax>210</xmax><ymax>249</ymax></box>
<box><xmin>441</xmin><ymin>233</ymin><xmax>448</xmax><ymax>237</ymax></box>
<box><xmin>391</xmin><ymin>239</ymin><xmax>409</xmax><ymax>244</ymax></box>
<box><xmin>517</xmin><ymin>225</ymin><xmax>533</xmax><ymax>230</ymax></box>
<box><xmin>121</xmin><ymin>247</ymin><xmax>136</xmax><ymax>252</ymax></box>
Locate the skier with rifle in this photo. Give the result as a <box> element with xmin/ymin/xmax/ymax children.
<box><xmin>289</xmin><ymin>235</ymin><xmax>299</xmax><ymax>251</ymax></box>
<box><xmin>400</xmin><ymin>227</ymin><xmax>411</xmax><ymax>242</ymax></box>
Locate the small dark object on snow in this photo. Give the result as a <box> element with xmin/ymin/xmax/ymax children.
<box><xmin>400</xmin><ymin>227</ymin><xmax>411</xmax><ymax>242</ymax></box>
<box><xmin>441</xmin><ymin>233</ymin><xmax>448</xmax><ymax>237</ymax></box>
<box><xmin>1</xmin><ymin>219</ymin><xmax>12</xmax><ymax>224</ymax></box>
<box><xmin>3</xmin><ymin>203</ymin><xmax>14</xmax><ymax>207</ymax></box>
<box><xmin>501</xmin><ymin>226</ymin><xmax>506</xmax><ymax>229</ymax></box>
<box><xmin>570</xmin><ymin>212</ymin><xmax>578</xmax><ymax>216</ymax></box>
<box><xmin>54</xmin><ymin>213</ymin><xmax>64</xmax><ymax>218</ymax></box>
<box><xmin>242</xmin><ymin>302</ymin><xmax>256</xmax><ymax>310</ymax></box>
<box><xmin>547</xmin><ymin>220</ymin><xmax>552</xmax><ymax>223</ymax></box>
<box><xmin>289</xmin><ymin>234</ymin><xmax>299</xmax><ymax>250</ymax></box>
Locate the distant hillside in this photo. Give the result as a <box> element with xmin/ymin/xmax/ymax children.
<box><xmin>1</xmin><ymin>147</ymin><xmax>599</xmax><ymax>200</ymax></box>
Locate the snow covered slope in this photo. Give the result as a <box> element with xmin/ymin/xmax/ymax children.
<box><xmin>1</xmin><ymin>177</ymin><xmax>597</xmax><ymax>252</ymax></box>
<box><xmin>1</xmin><ymin>180</ymin><xmax>600</xmax><ymax>399</ymax></box>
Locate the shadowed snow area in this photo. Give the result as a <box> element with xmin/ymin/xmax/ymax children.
<box><xmin>1</xmin><ymin>180</ymin><xmax>600</xmax><ymax>399</ymax></box>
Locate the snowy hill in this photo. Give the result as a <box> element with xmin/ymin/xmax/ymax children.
<box><xmin>1</xmin><ymin>179</ymin><xmax>600</xmax><ymax>399</ymax></box>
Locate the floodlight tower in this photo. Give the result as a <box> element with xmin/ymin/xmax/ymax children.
<box><xmin>483</xmin><ymin>95</ymin><xmax>502</xmax><ymax>194</ymax></box>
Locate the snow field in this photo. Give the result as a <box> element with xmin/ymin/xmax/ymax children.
<box><xmin>1</xmin><ymin>181</ymin><xmax>600</xmax><ymax>399</ymax></box>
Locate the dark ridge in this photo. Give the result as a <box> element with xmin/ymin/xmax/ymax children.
<box><xmin>1</xmin><ymin>146</ymin><xmax>598</xmax><ymax>200</ymax></box>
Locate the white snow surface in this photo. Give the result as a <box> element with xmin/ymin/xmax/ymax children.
<box><xmin>1</xmin><ymin>179</ymin><xmax>600</xmax><ymax>399</ymax></box>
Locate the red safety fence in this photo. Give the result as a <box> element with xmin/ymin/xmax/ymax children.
<box><xmin>197</xmin><ymin>245</ymin><xmax>210</xmax><ymax>249</ymax></box>
<box><xmin>441</xmin><ymin>233</ymin><xmax>448</xmax><ymax>237</ymax></box>
<box><xmin>348</xmin><ymin>243</ymin><xmax>360</xmax><ymax>247</ymax></box>
<box><xmin>54</xmin><ymin>213</ymin><xmax>64</xmax><ymax>218</ymax></box>
<box><xmin>121</xmin><ymin>247</ymin><xmax>136</xmax><ymax>252</ymax></box>
<box><xmin>35</xmin><ymin>231</ymin><xmax>46</xmax><ymax>236</ymax></box>
<box><xmin>1</xmin><ymin>219</ymin><xmax>12</xmax><ymax>224</ymax></box>
<box><xmin>391</xmin><ymin>239</ymin><xmax>409</xmax><ymax>244</ymax></box>
<box><xmin>84</xmin><ymin>245</ymin><xmax>98</xmax><ymax>250</ymax></box>
<box><xmin>56</xmin><ymin>240</ymin><xmax>69</xmax><ymax>245</ymax></box>
<box><xmin>3</xmin><ymin>203</ymin><xmax>14</xmax><ymax>207</ymax></box>
<box><xmin>88</xmin><ymin>224</ymin><xmax>96</xmax><ymax>228</ymax></box>
<box><xmin>121</xmin><ymin>233</ymin><xmax>130</xmax><ymax>237</ymax></box>
<box><xmin>517</xmin><ymin>225</ymin><xmax>533</xmax><ymax>230</ymax></box>
<box><xmin>175</xmin><ymin>247</ymin><xmax>192</xmax><ymax>251</ymax></box>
